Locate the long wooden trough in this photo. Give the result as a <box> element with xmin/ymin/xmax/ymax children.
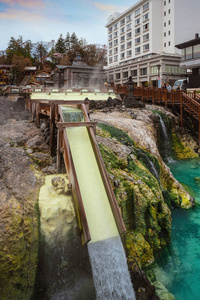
<box><xmin>25</xmin><ymin>95</ymin><xmax>126</xmax><ymax>245</ymax></box>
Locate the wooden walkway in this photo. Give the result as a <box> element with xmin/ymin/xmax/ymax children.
<box><xmin>116</xmin><ymin>86</ymin><xmax>200</xmax><ymax>148</ymax></box>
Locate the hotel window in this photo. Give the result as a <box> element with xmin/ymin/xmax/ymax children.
<box><xmin>181</xmin><ymin>49</ymin><xmax>186</xmax><ymax>60</ymax></box>
<box><xmin>168</xmin><ymin>20</ymin><xmax>170</xmax><ymax>25</ymax></box>
<box><xmin>164</xmin><ymin>32</ymin><xmax>166</xmax><ymax>37</ymax></box>
<box><xmin>109</xmin><ymin>57</ymin><xmax>113</xmax><ymax>63</ymax></box>
<box><xmin>109</xmin><ymin>42</ymin><xmax>112</xmax><ymax>47</ymax></box>
<box><xmin>135</xmin><ymin>8</ymin><xmax>140</xmax><ymax>17</ymax></box>
<box><xmin>164</xmin><ymin>43</ymin><xmax>166</xmax><ymax>47</ymax></box>
<box><xmin>109</xmin><ymin>26</ymin><xmax>112</xmax><ymax>33</ymax></box>
<box><xmin>141</xmin><ymin>68</ymin><xmax>147</xmax><ymax>75</ymax></box>
<box><xmin>120</xmin><ymin>18</ymin><xmax>125</xmax><ymax>26</ymax></box>
<box><xmin>109</xmin><ymin>34</ymin><xmax>112</xmax><ymax>40</ymax></box>
<box><xmin>135</xmin><ymin>18</ymin><xmax>140</xmax><ymax>26</ymax></box>
<box><xmin>164</xmin><ymin>22</ymin><xmax>166</xmax><ymax>27</ymax></box>
<box><xmin>114</xmin><ymin>39</ymin><xmax>118</xmax><ymax>45</ymax></box>
<box><xmin>121</xmin><ymin>35</ymin><xmax>125</xmax><ymax>42</ymax></box>
<box><xmin>143</xmin><ymin>43</ymin><xmax>149</xmax><ymax>51</ymax></box>
<box><xmin>109</xmin><ymin>49</ymin><xmax>112</xmax><ymax>55</ymax></box>
<box><xmin>114</xmin><ymin>55</ymin><xmax>118</xmax><ymax>62</ymax></box>
<box><xmin>135</xmin><ymin>37</ymin><xmax>140</xmax><ymax>44</ymax></box>
<box><xmin>114</xmin><ymin>47</ymin><xmax>118</xmax><ymax>53</ymax></box>
<box><xmin>109</xmin><ymin>74</ymin><xmax>114</xmax><ymax>81</ymax></box>
<box><xmin>127</xmin><ymin>41</ymin><xmax>132</xmax><ymax>48</ymax></box>
<box><xmin>164</xmin><ymin>0</ymin><xmax>166</xmax><ymax>5</ymax></box>
<box><xmin>114</xmin><ymin>23</ymin><xmax>118</xmax><ymax>30</ymax></box>
<box><xmin>135</xmin><ymin>46</ymin><xmax>141</xmax><ymax>54</ymax></box>
<box><xmin>131</xmin><ymin>69</ymin><xmax>137</xmax><ymax>77</ymax></box>
<box><xmin>143</xmin><ymin>33</ymin><xmax>149</xmax><ymax>41</ymax></box>
<box><xmin>121</xmin><ymin>44</ymin><xmax>125</xmax><ymax>50</ymax></box>
<box><xmin>151</xmin><ymin>66</ymin><xmax>158</xmax><ymax>74</ymax></box>
<box><xmin>114</xmin><ymin>31</ymin><xmax>118</xmax><ymax>37</ymax></box>
<box><xmin>168</xmin><ymin>41</ymin><xmax>171</xmax><ymax>46</ymax></box>
<box><xmin>143</xmin><ymin>23</ymin><xmax>149</xmax><ymax>31</ymax></box>
<box><xmin>127</xmin><ymin>23</ymin><xmax>132</xmax><ymax>30</ymax></box>
<box><xmin>168</xmin><ymin>9</ymin><xmax>170</xmax><ymax>14</ymax></box>
<box><xmin>135</xmin><ymin>27</ymin><xmax>140</xmax><ymax>35</ymax></box>
<box><xmin>186</xmin><ymin>46</ymin><xmax>192</xmax><ymax>59</ymax></box>
<box><xmin>127</xmin><ymin>14</ymin><xmax>132</xmax><ymax>21</ymax></box>
<box><xmin>164</xmin><ymin>11</ymin><xmax>166</xmax><ymax>16</ymax></box>
<box><xmin>143</xmin><ymin>2</ymin><xmax>149</xmax><ymax>11</ymax></box>
<box><xmin>121</xmin><ymin>52</ymin><xmax>125</xmax><ymax>59</ymax></box>
<box><xmin>123</xmin><ymin>71</ymin><xmax>128</xmax><ymax>78</ymax></box>
<box><xmin>143</xmin><ymin>13</ymin><xmax>149</xmax><ymax>21</ymax></box>
<box><xmin>127</xmin><ymin>32</ymin><xmax>132</xmax><ymax>39</ymax></box>
<box><xmin>116</xmin><ymin>73</ymin><xmax>120</xmax><ymax>79</ymax></box>
<box><xmin>121</xmin><ymin>27</ymin><xmax>125</xmax><ymax>33</ymax></box>
<box><xmin>168</xmin><ymin>31</ymin><xmax>170</xmax><ymax>35</ymax></box>
<box><xmin>194</xmin><ymin>45</ymin><xmax>200</xmax><ymax>58</ymax></box>
<box><xmin>127</xmin><ymin>50</ymin><xmax>132</xmax><ymax>57</ymax></box>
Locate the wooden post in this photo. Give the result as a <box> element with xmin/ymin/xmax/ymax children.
<box><xmin>50</xmin><ymin>102</ymin><xmax>56</xmax><ymax>156</ymax></box>
<box><xmin>56</xmin><ymin>124</ymin><xmax>62</xmax><ymax>172</ymax></box>
<box><xmin>199</xmin><ymin>106</ymin><xmax>200</xmax><ymax>149</ymax></box>
<box><xmin>181</xmin><ymin>91</ymin><xmax>183</xmax><ymax>127</ymax></box>
<box><xmin>36</xmin><ymin>101</ymin><xmax>40</xmax><ymax>127</ymax></box>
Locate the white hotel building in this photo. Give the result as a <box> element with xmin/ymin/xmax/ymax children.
<box><xmin>105</xmin><ymin>0</ymin><xmax>200</xmax><ymax>87</ymax></box>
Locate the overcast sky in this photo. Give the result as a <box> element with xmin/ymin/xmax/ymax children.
<box><xmin>0</xmin><ymin>0</ymin><xmax>138</xmax><ymax>50</ymax></box>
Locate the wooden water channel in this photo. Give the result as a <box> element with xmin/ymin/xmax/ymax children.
<box><xmin>25</xmin><ymin>97</ymin><xmax>125</xmax><ymax>245</ymax></box>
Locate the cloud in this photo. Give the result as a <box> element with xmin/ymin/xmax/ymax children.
<box><xmin>0</xmin><ymin>8</ymin><xmax>43</xmax><ymax>21</ymax></box>
<box><xmin>0</xmin><ymin>0</ymin><xmax>45</xmax><ymax>8</ymax></box>
<box><xmin>94</xmin><ymin>2</ymin><xmax>115</xmax><ymax>12</ymax></box>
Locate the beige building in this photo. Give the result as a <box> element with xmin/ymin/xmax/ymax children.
<box><xmin>105</xmin><ymin>0</ymin><xmax>200</xmax><ymax>87</ymax></box>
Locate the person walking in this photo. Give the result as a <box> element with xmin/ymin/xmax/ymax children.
<box><xmin>166</xmin><ymin>82</ymin><xmax>171</xmax><ymax>92</ymax></box>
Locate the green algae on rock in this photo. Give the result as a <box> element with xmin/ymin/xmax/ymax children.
<box><xmin>97</xmin><ymin>126</ymin><xmax>172</xmax><ymax>268</ymax></box>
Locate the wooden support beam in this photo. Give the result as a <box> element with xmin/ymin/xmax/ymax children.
<box><xmin>180</xmin><ymin>92</ymin><xmax>183</xmax><ymax>127</ymax></box>
<box><xmin>50</xmin><ymin>102</ymin><xmax>56</xmax><ymax>156</ymax></box>
<box><xmin>199</xmin><ymin>106</ymin><xmax>200</xmax><ymax>149</ymax></box>
<box><xmin>57</xmin><ymin>121</ymin><xmax>98</xmax><ymax>128</ymax></box>
<box><xmin>36</xmin><ymin>101</ymin><xmax>40</xmax><ymax>127</ymax></box>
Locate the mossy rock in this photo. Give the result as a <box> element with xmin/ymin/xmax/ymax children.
<box><xmin>125</xmin><ymin>231</ymin><xmax>154</xmax><ymax>269</ymax></box>
<box><xmin>172</xmin><ymin>132</ymin><xmax>198</xmax><ymax>160</ymax></box>
<box><xmin>0</xmin><ymin>203</ymin><xmax>39</xmax><ymax>300</ymax></box>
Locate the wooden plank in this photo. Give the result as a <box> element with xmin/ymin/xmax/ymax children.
<box><xmin>50</xmin><ymin>103</ymin><xmax>56</xmax><ymax>156</ymax></box>
<box><xmin>56</xmin><ymin>121</ymin><xmax>97</xmax><ymax>128</ymax></box>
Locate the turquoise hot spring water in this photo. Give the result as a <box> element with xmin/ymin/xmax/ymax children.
<box><xmin>149</xmin><ymin>158</ymin><xmax>200</xmax><ymax>300</ymax></box>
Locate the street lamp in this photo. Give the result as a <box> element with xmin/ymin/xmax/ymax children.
<box><xmin>157</xmin><ymin>64</ymin><xmax>161</xmax><ymax>88</ymax></box>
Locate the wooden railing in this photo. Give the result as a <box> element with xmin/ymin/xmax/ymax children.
<box><xmin>116</xmin><ymin>86</ymin><xmax>200</xmax><ymax>148</ymax></box>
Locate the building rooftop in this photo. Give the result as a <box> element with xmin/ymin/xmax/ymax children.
<box><xmin>176</xmin><ymin>34</ymin><xmax>200</xmax><ymax>49</ymax></box>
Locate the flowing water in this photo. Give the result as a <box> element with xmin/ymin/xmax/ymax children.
<box><xmin>157</xmin><ymin>114</ymin><xmax>175</xmax><ymax>163</ymax></box>
<box><xmin>88</xmin><ymin>236</ymin><xmax>135</xmax><ymax>300</ymax></box>
<box><xmin>149</xmin><ymin>158</ymin><xmax>200</xmax><ymax>300</ymax></box>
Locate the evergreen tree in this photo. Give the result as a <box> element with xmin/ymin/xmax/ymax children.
<box><xmin>65</xmin><ymin>32</ymin><xmax>71</xmax><ymax>51</ymax></box>
<box><xmin>23</xmin><ymin>40</ymin><xmax>33</xmax><ymax>59</ymax></box>
<box><xmin>55</xmin><ymin>34</ymin><xmax>66</xmax><ymax>54</ymax></box>
<box><xmin>6</xmin><ymin>36</ymin><xmax>24</xmax><ymax>63</ymax></box>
